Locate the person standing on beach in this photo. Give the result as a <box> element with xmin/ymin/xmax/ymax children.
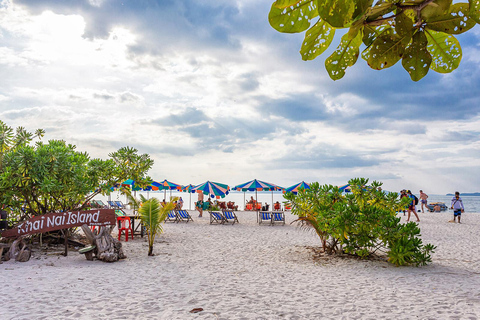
<box><xmin>406</xmin><ymin>190</ymin><xmax>420</xmax><ymax>222</ymax></box>
<box><xmin>450</xmin><ymin>191</ymin><xmax>465</xmax><ymax>223</ymax></box>
<box><xmin>419</xmin><ymin>190</ymin><xmax>428</xmax><ymax>213</ymax></box>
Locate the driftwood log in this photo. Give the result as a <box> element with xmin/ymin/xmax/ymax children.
<box><xmin>5</xmin><ymin>237</ymin><xmax>31</xmax><ymax>262</ymax></box>
<box><xmin>0</xmin><ymin>244</ymin><xmax>11</xmax><ymax>263</ymax></box>
<box><xmin>80</xmin><ymin>225</ymin><xmax>126</xmax><ymax>262</ymax></box>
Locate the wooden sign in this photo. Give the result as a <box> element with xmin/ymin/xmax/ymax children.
<box><xmin>0</xmin><ymin>209</ymin><xmax>116</xmax><ymax>238</ymax></box>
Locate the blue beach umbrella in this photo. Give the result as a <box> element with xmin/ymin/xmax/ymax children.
<box><xmin>284</xmin><ymin>181</ymin><xmax>310</xmax><ymax>195</ymax></box>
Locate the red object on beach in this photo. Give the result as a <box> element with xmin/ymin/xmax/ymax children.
<box><xmin>117</xmin><ymin>216</ymin><xmax>133</xmax><ymax>241</ymax></box>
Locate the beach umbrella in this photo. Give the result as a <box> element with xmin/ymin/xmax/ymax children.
<box><xmin>191</xmin><ymin>181</ymin><xmax>230</xmax><ymax>199</ymax></box>
<box><xmin>233</xmin><ymin>179</ymin><xmax>283</xmax><ymax>214</ymax></box>
<box><xmin>339</xmin><ymin>184</ymin><xmax>351</xmax><ymax>193</ymax></box>
<box><xmin>283</xmin><ymin>181</ymin><xmax>310</xmax><ymax>195</ymax></box>
<box><xmin>182</xmin><ymin>184</ymin><xmax>196</xmax><ymax>210</ymax></box>
<box><xmin>151</xmin><ymin>179</ymin><xmax>183</xmax><ymax>201</ymax></box>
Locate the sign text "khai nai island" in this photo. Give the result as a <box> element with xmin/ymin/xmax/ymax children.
<box><xmin>0</xmin><ymin>209</ymin><xmax>116</xmax><ymax>238</ymax></box>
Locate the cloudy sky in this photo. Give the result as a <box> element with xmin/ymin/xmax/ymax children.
<box><xmin>1</xmin><ymin>0</ymin><xmax>479</xmax><ymax>194</ymax></box>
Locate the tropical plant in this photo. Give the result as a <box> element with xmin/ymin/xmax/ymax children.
<box><xmin>268</xmin><ymin>0</ymin><xmax>480</xmax><ymax>81</ymax></box>
<box><xmin>0</xmin><ymin>121</ymin><xmax>153</xmax><ymax>225</ymax></box>
<box><xmin>284</xmin><ymin>178</ymin><xmax>436</xmax><ymax>266</ymax></box>
<box><xmin>137</xmin><ymin>196</ymin><xmax>177</xmax><ymax>256</ymax></box>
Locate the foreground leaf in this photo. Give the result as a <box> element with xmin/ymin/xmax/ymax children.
<box><xmin>421</xmin><ymin>0</ymin><xmax>452</xmax><ymax>20</ymax></box>
<box><xmin>269</xmin><ymin>0</ymin><xmax>318</xmax><ymax>33</ymax></box>
<box><xmin>367</xmin><ymin>29</ymin><xmax>410</xmax><ymax>70</ymax></box>
<box><xmin>301</xmin><ymin>19</ymin><xmax>335</xmax><ymax>60</ymax></box>
<box><xmin>395</xmin><ymin>11</ymin><xmax>414</xmax><ymax>38</ymax></box>
<box><xmin>470</xmin><ymin>0</ymin><xmax>480</xmax><ymax>23</ymax></box>
<box><xmin>425</xmin><ymin>29</ymin><xmax>462</xmax><ymax>72</ymax></box>
<box><xmin>353</xmin><ymin>0</ymin><xmax>374</xmax><ymax>20</ymax></box>
<box><xmin>362</xmin><ymin>25</ymin><xmax>387</xmax><ymax>46</ymax></box>
<box><xmin>273</xmin><ymin>0</ymin><xmax>303</xmax><ymax>9</ymax></box>
<box><xmin>317</xmin><ymin>0</ymin><xmax>356</xmax><ymax>28</ymax></box>
<box><xmin>426</xmin><ymin>3</ymin><xmax>476</xmax><ymax>34</ymax></box>
<box><xmin>402</xmin><ymin>31</ymin><xmax>432</xmax><ymax>81</ymax></box>
<box><xmin>325</xmin><ymin>31</ymin><xmax>362</xmax><ymax>80</ymax></box>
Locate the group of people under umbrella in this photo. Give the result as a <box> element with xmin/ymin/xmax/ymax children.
<box><xmin>117</xmin><ymin>179</ymin><xmax>314</xmax><ymax>212</ymax></box>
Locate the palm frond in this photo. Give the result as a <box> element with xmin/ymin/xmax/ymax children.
<box><xmin>139</xmin><ymin>198</ymin><xmax>162</xmax><ymax>230</ymax></box>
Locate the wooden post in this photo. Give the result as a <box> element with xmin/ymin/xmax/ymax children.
<box><xmin>63</xmin><ymin>229</ymin><xmax>69</xmax><ymax>256</ymax></box>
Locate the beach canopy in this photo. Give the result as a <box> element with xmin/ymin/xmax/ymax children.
<box><xmin>182</xmin><ymin>184</ymin><xmax>195</xmax><ymax>193</ymax></box>
<box><xmin>233</xmin><ymin>179</ymin><xmax>282</xmax><ymax>192</ymax></box>
<box><xmin>114</xmin><ymin>179</ymin><xmax>149</xmax><ymax>191</ymax></box>
<box><xmin>192</xmin><ymin>181</ymin><xmax>230</xmax><ymax>199</ymax></box>
<box><xmin>233</xmin><ymin>179</ymin><xmax>283</xmax><ymax>215</ymax></box>
<box><xmin>151</xmin><ymin>179</ymin><xmax>182</xmax><ymax>191</ymax></box>
<box><xmin>150</xmin><ymin>180</ymin><xmax>183</xmax><ymax>201</ymax></box>
<box><xmin>339</xmin><ymin>184</ymin><xmax>351</xmax><ymax>193</ymax></box>
<box><xmin>284</xmin><ymin>181</ymin><xmax>310</xmax><ymax>195</ymax></box>
<box><xmin>181</xmin><ymin>184</ymin><xmax>196</xmax><ymax>210</ymax></box>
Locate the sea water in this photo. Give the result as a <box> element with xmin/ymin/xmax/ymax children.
<box><xmin>98</xmin><ymin>191</ymin><xmax>480</xmax><ymax>213</ymax></box>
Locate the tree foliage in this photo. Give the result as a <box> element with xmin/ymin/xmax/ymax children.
<box><xmin>269</xmin><ymin>0</ymin><xmax>479</xmax><ymax>81</ymax></box>
<box><xmin>0</xmin><ymin>121</ymin><xmax>153</xmax><ymax>225</ymax></box>
<box><xmin>284</xmin><ymin>178</ymin><xmax>436</xmax><ymax>266</ymax></box>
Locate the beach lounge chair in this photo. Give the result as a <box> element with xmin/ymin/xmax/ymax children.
<box><xmin>222</xmin><ymin>210</ymin><xmax>239</xmax><ymax>225</ymax></box>
<box><xmin>258</xmin><ymin>211</ymin><xmax>272</xmax><ymax>225</ymax></box>
<box><xmin>108</xmin><ymin>200</ymin><xmax>118</xmax><ymax>209</ymax></box>
<box><xmin>115</xmin><ymin>209</ymin><xmax>126</xmax><ymax>217</ymax></box>
<box><xmin>209</xmin><ymin>211</ymin><xmax>225</xmax><ymax>224</ymax></box>
<box><xmin>176</xmin><ymin>210</ymin><xmax>193</xmax><ymax>223</ymax></box>
<box><xmin>272</xmin><ymin>211</ymin><xmax>285</xmax><ymax>225</ymax></box>
<box><xmin>115</xmin><ymin>201</ymin><xmax>127</xmax><ymax>209</ymax></box>
<box><xmin>91</xmin><ymin>200</ymin><xmax>107</xmax><ymax>208</ymax></box>
<box><xmin>165</xmin><ymin>210</ymin><xmax>178</xmax><ymax>223</ymax></box>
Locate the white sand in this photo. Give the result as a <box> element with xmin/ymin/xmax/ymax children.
<box><xmin>1</xmin><ymin>210</ymin><xmax>480</xmax><ymax>319</ymax></box>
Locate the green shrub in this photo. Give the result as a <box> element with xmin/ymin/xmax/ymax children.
<box><xmin>284</xmin><ymin>178</ymin><xmax>436</xmax><ymax>266</ymax></box>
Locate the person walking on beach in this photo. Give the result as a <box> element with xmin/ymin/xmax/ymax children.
<box><xmin>450</xmin><ymin>191</ymin><xmax>464</xmax><ymax>223</ymax></box>
<box><xmin>178</xmin><ymin>197</ymin><xmax>184</xmax><ymax>209</ymax></box>
<box><xmin>406</xmin><ymin>190</ymin><xmax>420</xmax><ymax>222</ymax></box>
<box><xmin>419</xmin><ymin>190</ymin><xmax>428</xmax><ymax>213</ymax></box>
<box><xmin>400</xmin><ymin>189</ymin><xmax>408</xmax><ymax>215</ymax></box>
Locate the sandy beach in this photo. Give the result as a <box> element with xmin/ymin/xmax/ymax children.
<box><xmin>1</xmin><ymin>210</ymin><xmax>480</xmax><ymax>319</ymax></box>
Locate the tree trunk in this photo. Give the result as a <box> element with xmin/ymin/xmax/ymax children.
<box><xmin>148</xmin><ymin>245</ymin><xmax>153</xmax><ymax>256</ymax></box>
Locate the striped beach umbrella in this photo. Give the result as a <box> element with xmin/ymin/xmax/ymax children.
<box><xmin>152</xmin><ymin>179</ymin><xmax>183</xmax><ymax>201</ymax></box>
<box><xmin>182</xmin><ymin>184</ymin><xmax>196</xmax><ymax>209</ymax></box>
<box><xmin>284</xmin><ymin>181</ymin><xmax>310</xmax><ymax>195</ymax></box>
<box><xmin>233</xmin><ymin>179</ymin><xmax>282</xmax><ymax>192</ymax></box>
<box><xmin>192</xmin><ymin>181</ymin><xmax>230</xmax><ymax>199</ymax></box>
<box><xmin>152</xmin><ymin>179</ymin><xmax>182</xmax><ymax>191</ymax></box>
<box><xmin>233</xmin><ymin>179</ymin><xmax>283</xmax><ymax>215</ymax></box>
<box><xmin>339</xmin><ymin>184</ymin><xmax>351</xmax><ymax>193</ymax></box>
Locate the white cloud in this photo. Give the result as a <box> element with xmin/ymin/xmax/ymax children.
<box><xmin>1</xmin><ymin>0</ymin><xmax>479</xmax><ymax>194</ymax></box>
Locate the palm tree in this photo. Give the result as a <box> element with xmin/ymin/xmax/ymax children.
<box><xmin>138</xmin><ymin>197</ymin><xmax>177</xmax><ymax>256</ymax></box>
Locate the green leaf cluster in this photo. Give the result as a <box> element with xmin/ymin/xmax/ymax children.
<box><xmin>269</xmin><ymin>0</ymin><xmax>479</xmax><ymax>80</ymax></box>
<box><xmin>284</xmin><ymin>178</ymin><xmax>436</xmax><ymax>266</ymax></box>
<box><xmin>0</xmin><ymin>121</ymin><xmax>154</xmax><ymax>226</ymax></box>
